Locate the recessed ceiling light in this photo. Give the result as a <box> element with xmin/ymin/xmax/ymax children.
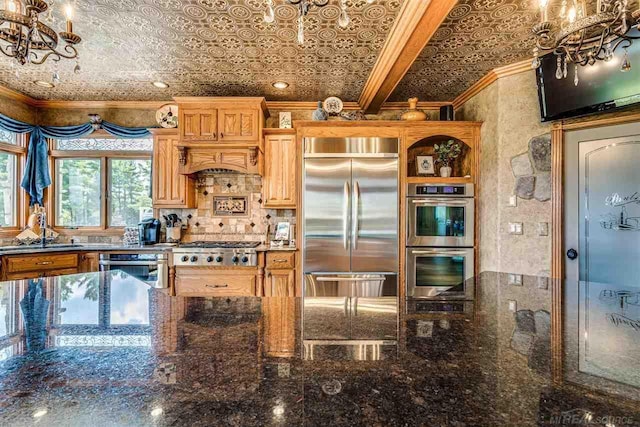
<box><xmin>34</xmin><ymin>80</ymin><xmax>54</xmax><ymax>88</ymax></box>
<box><xmin>152</xmin><ymin>81</ymin><xmax>169</xmax><ymax>89</ymax></box>
<box><xmin>272</xmin><ymin>81</ymin><xmax>289</xmax><ymax>89</ymax></box>
<box><xmin>32</xmin><ymin>409</ymin><xmax>48</xmax><ymax>418</ymax></box>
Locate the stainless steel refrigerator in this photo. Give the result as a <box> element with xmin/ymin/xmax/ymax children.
<box><xmin>302</xmin><ymin>137</ymin><xmax>399</xmax><ymax>343</ymax></box>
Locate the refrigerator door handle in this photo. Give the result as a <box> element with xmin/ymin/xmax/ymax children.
<box><xmin>352</xmin><ymin>180</ymin><xmax>360</xmax><ymax>250</ymax></box>
<box><xmin>343</xmin><ymin>181</ymin><xmax>350</xmax><ymax>250</ymax></box>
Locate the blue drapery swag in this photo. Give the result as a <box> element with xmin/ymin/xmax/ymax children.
<box><xmin>0</xmin><ymin>113</ymin><xmax>152</xmax><ymax>206</ymax></box>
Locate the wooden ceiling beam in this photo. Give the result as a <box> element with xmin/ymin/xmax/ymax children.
<box><xmin>358</xmin><ymin>0</ymin><xmax>458</xmax><ymax>114</ymax></box>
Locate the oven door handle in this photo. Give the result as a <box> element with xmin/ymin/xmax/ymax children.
<box><xmin>411</xmin><ymin>199</ymin><xmax>470</xmax><ymax>205</ymax></box>
<box><xmin>315</xmin><ymin>276</ymin><xmax>385</xmax><ymax>282</ymax></box>
<box><xmin>98</xmin><ymin>260</ymin><xmax>160</xmax><ymax>266</ymax></box>
<box><xmin>410</xmin><ymin>250</ymin><xmax>469</xmax><ymax>256</ymax></box>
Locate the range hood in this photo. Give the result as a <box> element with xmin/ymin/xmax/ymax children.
<box><xmin>177</xmin><ymin>146</ymin><xmax>260</xmax><ymax>176</ymax></box>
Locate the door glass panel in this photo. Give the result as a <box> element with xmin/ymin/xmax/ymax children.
<box><xmin>416</xmin><ymin>206</ymin><xmax>465</xmax><ymax>237</ymax></box>
<box><xmin>580</xmin><ymin>140</ymin><xmax>640</xmax><ymax>286</ymax></box>
<box><xmin>416</xmin><ymin>256</ymin><xmax>464</xmax><ymax>288</ymax></box>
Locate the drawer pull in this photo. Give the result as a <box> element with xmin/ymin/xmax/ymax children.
<box><xmin>273</xmin><ymin>259</ymin><xmax>288</xmax><ymax>263</ymax></box>
<box><xmin>36</xmin><ymin>261</ymin><xmax>53</xmax><ymax>265</ymax></box>
<box><xmin>206</xmin><ymin>284</ymin><xmax>229</xmax><ymax>288</ymax></box>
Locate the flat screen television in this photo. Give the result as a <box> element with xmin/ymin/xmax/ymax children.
<box><xmin>537</xmin><ymin>31</ymin><xmax>640</xmax><ymax>122</ymax></box>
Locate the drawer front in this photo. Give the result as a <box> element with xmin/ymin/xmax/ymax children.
<box><xmin>6</xmin><ymin>268</ymin><xmax>78</xmax><ymax>281</ymax></box>
<box><xmin>176</xmin><ymin>270</ymin><xmax>256</xmax><ymax>296</ymax></box>
<box><xmin>266</xmin><ymin>252</ymin><xmax>295</xmax><ymax>269</ymax></box>
<box><xmin>6</xmin><ymin>254</ymin><xmax>79</xmax><ymax>273</ymax></box>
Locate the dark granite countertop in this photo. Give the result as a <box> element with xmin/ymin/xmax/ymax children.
<box><xmin>0</xmin><ymin>271</ymin><xmax>639</xmax><ymax>426</ymax></box>
<box><xmin>0</xmin><ymin>243</ymin><xmax>176</xmax><ymax>256</ymax></box>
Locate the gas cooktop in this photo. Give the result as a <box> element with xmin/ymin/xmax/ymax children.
<box><xmin>178</xmin><ymin>241</ymin><xmax>261</xmax><ymax>249</ymax></box>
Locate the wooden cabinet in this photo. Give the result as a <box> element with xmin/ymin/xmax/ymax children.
<box><xmin>264</xmin><ymin>252</ymin><xmax>296</xmax><ymax>296</ymax></box>
<box><xmin>151</xmin><ymin>128</ymin><xmax>196</xmax><ymax>208</ymax></box>
<box><xmin>175</xmin><ymin>267</ymin><xmax>258</xmax><ymax>297</ymax></box>
<box><xmin>219</xmin><ymin>109</ymin><xmax>259</xmax><ymax>141</ymax></box>
<box><xmin>263</xmin><ymin>131</ymin><xmax>297</xmax><ymax>208</ymax></box>
<box><xmin>263</xmin><ymin>297</ymin><xmax>297</xmax><ymax>358</ymax></box>
<box><xmin>1</xmin><ymin>253</ymin><xmax>79</xmax><ymax>280</ymax></box>
<box><xmin>180</xmin><ymin>107</ymin><xmax>218</xmax><ymax>142</ymax></box>
<box><xmin>175</xmin><ymin>97</ymin><xmax>267</xmax><ymax>146</ymax></box>
<box><xmin>79</xmin><ymin>252</ymin><xmax>99</xmax><ymax>273</ymax></box>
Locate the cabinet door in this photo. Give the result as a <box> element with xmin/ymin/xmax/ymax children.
<box><xmin>180</xmin><ymin>108</ymin><xmax>218</xmax><ymax>142</ymax></box>
<box><xmin>219</xmin><ymin>109</ymin><xmax>259</xmax><ymax>141</ymax></box>
<box><xmin>152</xmin><ymin>133</ymin><xmax>195</xmax><ymax>208</ymax></box>
<box><xmin>265</xmin><ymin>269</ymin><xmax>295</xmax><ymax>296</ymax></box>
<box><xmin>263</xmin><ymin>135</ymin><xmax>297</xmax><ymax>208</ymax></box>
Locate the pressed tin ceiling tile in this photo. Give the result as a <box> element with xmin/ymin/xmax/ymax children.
<box><xmin>0</xmin><ymin>0</ymin><xmax>402</xmax><ymax>101</ymax></box>
<box><xmin>389</xmin><ymin>0</ymin><xmax>541</xmax><ymax>102</ymax></box>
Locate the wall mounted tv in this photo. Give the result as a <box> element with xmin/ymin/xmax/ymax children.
<box><xmin>537</xmin><ymin>32</ymin><xmax>640</xmax><ymax>122</ymax></box>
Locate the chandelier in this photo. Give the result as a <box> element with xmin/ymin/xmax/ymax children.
<box><xmin>0</xmin><ymin>0</ymin><xmax>81</xmax><ymax>66</ymax></box>
<box><xmin>532</xmin><ymin>0</ymin><xmax>640</xmax><ymax>85</ymax></box>
<box><xmin>263</xmin><ymin>0</ymin><xmax>375</xmax><ymax>45</ymax></box>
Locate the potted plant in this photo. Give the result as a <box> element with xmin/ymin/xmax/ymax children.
<box><xmin>433</xmin><ymin>140</ymin><xmax>461</xmax><ymax>177</ymax></box>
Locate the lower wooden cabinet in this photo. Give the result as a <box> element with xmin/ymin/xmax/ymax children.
<box><xmin>175</xmin><ymin>267</ymin><xmax>258</xmax><ymax>297</ymax></box>
<box><xmin>1</xmin><ymin>253</ymin><xmax>80</xmax><ymax>281</ymax></box>
<box><xmin>264</xmin><ymin>252</ymin><xmax>296</xmax><ymax>296</ymax></box>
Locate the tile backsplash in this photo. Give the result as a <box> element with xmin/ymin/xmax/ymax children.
<box><xmin>159</xmin><ymin>171</ymin><xmax>296</xmax><ymax>243</ymax></box>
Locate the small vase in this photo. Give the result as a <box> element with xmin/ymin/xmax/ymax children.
<box><xmin>401</xmin><ymin>97</ymin><xmax>427</xmax><ymax>121</ymax></box>
<box><xmin>312</xmin><ymin>101</ymin><xmax>328</xmax><ymax>121</ymax></box>
<box><xmin>440</xmin><ymin>166</ymin><xmax>452</xmax><ymax>178</ymax></box>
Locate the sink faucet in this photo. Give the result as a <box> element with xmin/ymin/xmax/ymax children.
<box><xmin>40</xmin><ymin>211</ymin><xmax>47</xmax><ymax>248</ymax></box>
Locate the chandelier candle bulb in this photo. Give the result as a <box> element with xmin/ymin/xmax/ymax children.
<box><xmin>65</xmin><ymin>4</ymin><xmax>73</xmax><ymax>33</ymax></box>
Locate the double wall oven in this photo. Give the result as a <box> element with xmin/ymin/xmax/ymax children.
<box><xmin>406</xmin><ymin>183</ymin><xmax>475</xmax><ymax>300</ymax></box>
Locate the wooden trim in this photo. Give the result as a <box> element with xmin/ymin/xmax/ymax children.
<box><xmin>263</xmin><ymin>128</ymin><xmax>296</xmax><ymax>135</ymax></box>
<box><xmin>560</xmin><ymin>110</ymin><xmax>640</xmax><ymax>130</ymax></box>
<box><xmin>359</xmin><ymin>0</ymin><xmax>457</xmax><ymax>113</ymax></box>
<box><xmin>0</xmin><ymin>84</ymin><xmax>39</xmax><ymax>107</ymax></box>
<box><xmin>293</xmin><ymin>120</ymin><xmax>483</xmax><ymax>128</ymax></box>
<box><xmin>452</xmin><ymin>59</ymin><xmax>531</xmax><ymax>110</ymax></box>
<box><xmin>266</xmin><ymin>101</ymin><xmax>360</xmax><ymax>111</ymax></box>
<box><xmin>551</xmin><ymin>124</ymin><xmax>564</xmax><ymax>280</ymax></box>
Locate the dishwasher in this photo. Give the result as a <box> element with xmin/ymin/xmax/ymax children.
<box><xmin>99</xmin><ymin>252</ymin><xmax>169</xmax><ymax>288</ymax></box>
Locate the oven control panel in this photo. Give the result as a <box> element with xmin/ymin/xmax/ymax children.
<box><xmin>416</xmin><ymin>185</ymin><xmax>465</xmax><ymax>195</ymax></box>
<box><xmin>407</xmin><ymin>183</ymin><xmax>474</xmax><ymax>198</ymax></box>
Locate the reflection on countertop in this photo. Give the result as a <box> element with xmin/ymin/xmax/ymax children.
<box><xmin>0</xmin><ymin>271</ymin><xmax>639</xmax><ymax>426</ymax></box>
<box><xmin>0</xmin><ymin>243</ymin><xmax>296</xmax><ymax>255</ymax></box>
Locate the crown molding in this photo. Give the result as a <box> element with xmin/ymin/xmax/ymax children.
<box><xmin>381</xmin><ymin>101</ymin><xmax>450</xmax><ymax>111</ymax></box>
<box><xmin>359</xmin><ymin>0</ymin><xmax>458</xmax><ymax>114</ymax></box>
<box><xmin>452</xmin><ymin>59</ymin><xmax>531</xmax><ymax>110</ymax></box>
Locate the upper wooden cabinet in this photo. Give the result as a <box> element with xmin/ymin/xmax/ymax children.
<box><xmin>219</xmin><ymin>109</ymin><xmax>259</xmax><ymax>141</ymax></box>
<box><xmin>150</xmin><ymin>128</ymin><xmax>196</xmax><ymax>208</ymax></box>
<box><xmin>174</xmin><ymin>97</ymin><xmax>267</xmax><ymax>146</ymax></box>
<box><xmin>263</xmin><ymin>130</ymin><xmax>297</xmax><ymax>209</ymax></box>
<box><xmin>180</xmin><ymin>107</ymin><xmax>218</xmax><ymax>142</ymax></box>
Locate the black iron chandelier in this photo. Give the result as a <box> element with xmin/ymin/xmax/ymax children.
<box><xmin>532</xmin><ymin>0</ymin><xmax>640</xmax><ymax>85</ymax></box>
<box><xmin>0</xmin><ymin>0</ymin><xmax>81</xmax><ymax>66</ymax></box>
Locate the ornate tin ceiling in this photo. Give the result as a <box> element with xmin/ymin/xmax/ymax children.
<box><xmin>389</xmin><ymin>0</ymin><xmax>540</xmax><ymax>102</ymax></box>
<box><xmin>0</xmin><ymin>0</ymin><xmax>402</xmax><ymax>101</ymax></box>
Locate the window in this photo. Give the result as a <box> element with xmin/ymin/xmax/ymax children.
<box><xmin>0</xmin><ymin>130</ymin><xmax>24</xmax><ymax>232</ymax></box>
<box><xmin>52</xmin><ymin>136</ymin><xmax>152</xmax><ymax>231</ymax></box>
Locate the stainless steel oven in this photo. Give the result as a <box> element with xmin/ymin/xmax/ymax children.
<box><xmin>407</xmin><ymin>183</ymin><xmax>474</xmax><ymax>247</ymax></box>
<box><xmin>99</xmin><ymin>252</ymin><xmax>168</xmax><ymax>288</ymax></box>
<box><xmin>406</xmin><ymin>247</ymin><xmax>474</xmax><ymax>300</ymax></box>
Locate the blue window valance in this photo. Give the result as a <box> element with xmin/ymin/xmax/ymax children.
<box><xmin>0</xmin><ymin>112</ymin><xmax>153</xmax><ymax>206</ymax></box>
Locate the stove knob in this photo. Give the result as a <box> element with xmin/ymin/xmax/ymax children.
<box><xmin>215</xmin><ymin>256</ymin><xmax>223</xmax><ymax>263</ymax></box>
<box><xmin>190</xmin><ymin>256</ymin><xmax>198</xmax><ymax>262</ymax></box>
<box><xmin>231</xmin><ymin>255</ymin><xmax>239</xmax><ymax>263</ymax></box>
<box><xmin>206</xmin><ymin>256</ymin><xmax>214</xmax><ymax>263</ymax></box>
<box><xmin>181</xmin><ymin>256</ymin><xmax>189</xmax><ymax>262</ymax></box>
<box><xmin>241</xmin><ymin>256</ymin><xmax>249</xmax><ymax>263</ymax></box>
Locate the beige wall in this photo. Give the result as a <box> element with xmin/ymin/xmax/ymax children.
<box><xmin>458</xmin><ymin>70</ymin><xmax>552</xmax><ymax>276</ymax></box>
<box><xmin>0</xmin><ymin>93</ymin><xmax>38</xmax><ymax>123</ymax></box>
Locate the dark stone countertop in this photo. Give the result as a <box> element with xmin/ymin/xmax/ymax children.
<box><xmin>0</xmin><ymin>243</ymin><xmax>176</xmax><ymax>256</ymax></box>
<box><xmin>0</xmin><ymin>271</ymin><xmax>639</xmax><ymax>426</ymax></box>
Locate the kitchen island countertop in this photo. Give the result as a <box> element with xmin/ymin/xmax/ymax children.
<box><xmin>0</xmin><ymin>271</ymin><xmax>638</xmax><ymax>426</ymax></box>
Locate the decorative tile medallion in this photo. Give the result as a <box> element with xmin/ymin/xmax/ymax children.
<box><xmin>214</xmin><ymin>196</ymin><xmax>248</xmax><ymax>216</ymax></box>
